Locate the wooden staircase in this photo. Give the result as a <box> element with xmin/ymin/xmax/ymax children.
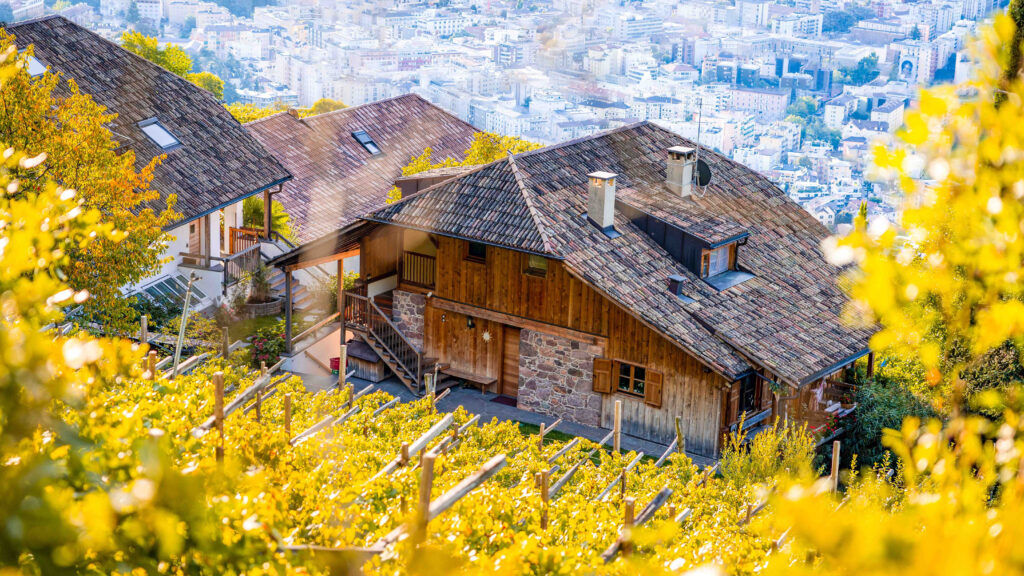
<box><xmin>342</xmin><ymin>290</ymin><xmax>431</xmax><ymax>394</ymax></box>
<box><xmin>269</xmin><ymin>268</ymin><xmax>314</xmax><ymax>311</ymax></box>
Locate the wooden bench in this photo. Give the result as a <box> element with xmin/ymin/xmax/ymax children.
<box><xmin>439</xmin><ymin>366</ymin><xmax>497</xmax><ymax>394</ymax></box>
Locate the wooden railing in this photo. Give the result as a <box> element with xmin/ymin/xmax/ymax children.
<box><xmin>343</xmin><ymin>292</ymin><xmax>423</xmax><ymax>392</ymax></box>
<box><xmin>402</xmin><ymin>251</ymin><xmax>436</xmax><ymax>288</ymax></box>
<box><xmin>223</xmin><ymin>244</ymin><xmax>262</xmax><ymax>290</ymax></box>
<box><xmin>229</xmin><ymin>226</ymin><xmax>262</xmax><ymax>254</ymax></box>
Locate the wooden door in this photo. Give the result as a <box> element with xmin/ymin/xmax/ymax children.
<box><xmin>501</xmin><ymin>325</ymin><xmax>520</xmax><ymax>398</ymax></box>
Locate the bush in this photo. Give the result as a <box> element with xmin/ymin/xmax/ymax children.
<box><xmin>249</xmin><ymin>321</ymin><xmax>286</xmax><ymax>368</ymax></box>
<box><xmin>719</xmin><ymin>417</ymin><xmax>817</xmax><ymax>485</ymax></box>
<box><xmin>309</xmin><ymin>270</ymin><xmax>359</xmax><ymax>313</ymax></box>
<box><xmin>845</xmin><ymin>364</ymin><xmax>936</xmax><ymax>468</ymax></box>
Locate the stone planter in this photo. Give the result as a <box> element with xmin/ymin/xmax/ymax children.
<box><xmin>244</xmin><ymin>297</ymin><xmax>282</xmax><ymax>318</ymax></box>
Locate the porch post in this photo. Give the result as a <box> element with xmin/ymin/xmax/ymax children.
<box><xmin>866</xmin><ymin>352</ymin><xmax>875</xmax><ymax>379</ymax></box>
<box><xmin>285</xmin><ymin>270</ymin><xmax>293</xmax><ymax>353</ymax></box>
<box><xmin>263</xmin><ymin>187</ymin><xmax>272</xmax><ymax>239</ymax></box>
<box><xmin>338</xmin><ymin>258</ymin><xmax>345</xmax><ymax>333</ymax></box>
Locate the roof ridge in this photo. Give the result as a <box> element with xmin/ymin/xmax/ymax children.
<box><xmin>513</xmin><ymin>120</ymin><xmax>650</xmax><ymax>160</ymax></box>
<box><xmin>507</xmin><ymin>153</ymin><xmax>557</xmax><ymax>256</ymax></box>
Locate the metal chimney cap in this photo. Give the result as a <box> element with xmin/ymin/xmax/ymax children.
<box><xmin>587</xmin><ymin>171</ymin><xmax>617</xmax><ymax>180</ymax></box>
<box><xmin>667</xmin><ymin>146</ymin><xmax>695</xmax><ymax>158</ymax></box>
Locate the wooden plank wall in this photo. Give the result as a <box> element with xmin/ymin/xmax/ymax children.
<box><xmin>600</xmin><ymin>306</ymin><xmax>727</xmax><ymax>457</ymax></box>
<box><xmin>360</xmin><ymin>227</ymin><xmax>401</xmax><ymax>280</ymax></box>
<box><xmin>422</xmin><ymin>301</ymin><xmax>504</xmax><ymax>383</ymax></box>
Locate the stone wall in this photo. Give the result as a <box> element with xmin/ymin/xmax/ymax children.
<box><xmin>391</xmin><ymin>290</ymin><xmax>425</xmax><ymax>349</ymax></box>
<box><xmin>518</xmin><ymin>329</ymin><xmax>603</xmax><ymax>427</ymax></box>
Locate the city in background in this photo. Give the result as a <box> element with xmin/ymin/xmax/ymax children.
<box><xmin>6</xmin><ymin>0</ymin><xmax>1000</xmax><ymax>230</ymax></box>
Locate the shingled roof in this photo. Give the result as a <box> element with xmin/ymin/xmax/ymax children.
<box><xmin>366</xmin><ymin>122</ymin><xmax>873</xmax><ymax>387</ymax></box>
<box><xmin>244</xmin><ymin>94</ymin><xmax>478</xmax><ymax>243</ymax></box>
<box><xmin>7</xmin><ymin>16</ymin><xmax>291</xmax><ymax>228</ymax></box>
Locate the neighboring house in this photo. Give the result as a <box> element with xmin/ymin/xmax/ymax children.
<box><xmin>244</xmin><ymin>94</ymin><xmax>479</xmax><ymax>245</ymax></box>
<box><xmin>271</xmin><ymin>122</ymin><xmax>874</xmax><ymax>459</ymax></box>
<box><xmin>8</xmin><ymin>16</ymin><xmax>291</xmax><ymax>308</ymax></box>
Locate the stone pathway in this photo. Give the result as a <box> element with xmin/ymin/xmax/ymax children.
<box><xmin>298</xmin><ymin>370</ymin><xmax>715</xmax><ymax>467</ymax></box>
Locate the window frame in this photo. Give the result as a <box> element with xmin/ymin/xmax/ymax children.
<box><xmin>352</xmin><ymin>130</ymin><xmax>382</xmax><ymax>155</ymax></box>
<box><xmin>523</xmin><ymin>253</ymin><xmax>548</xmax><ymax>277</ymax></box>
<box><xmin>615</xmin><ymin>360</ymin><xmax>647</xmax><ymax>398</ymax></box>
<box><xmin>701</xmin><ymin>242</ymin><xmax>736</xmax><ymax>278</ymax></box>
<box><xmin>27</xmin><ymin>56</ymin><xmax>46</xmax><ymax>77</ymax></box>
<box><xmin>465</xmin><ymin>241</ymin><xmax>487</xmax><ymax>263</ymax></box>
<box><xmin>138</xmin><ymin>118</ymin><xmax>182</xmax><ymax>151</ymax></box>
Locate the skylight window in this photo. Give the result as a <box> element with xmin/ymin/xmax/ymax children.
<box><xmin>352</xmin><ymin>130</ymin><xmax>382</xmax><ymax>155</ymax></box>
<box><xmin>139</xmin><ymin>119</ymin><xmax>181</xmax><ymax>150</ymax></box>
<box><xmin>27</xmin><ymin>56</ymin><xmax>46</xmax><ymax>77</ymax></box>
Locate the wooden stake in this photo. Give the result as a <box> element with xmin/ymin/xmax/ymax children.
<box><xmin>214</xmin><ymin>372</ymin><xmax>225</xmax><ymax>462</ymax></box>
<box><xmin>222</xmin><ymin>327</ymin><xmax>230</xmax><ymax>358</ymax></box>
<box><xmin>540</xmin><ymin>468</ymin><xmax>550</xmax><ymax>530</ymax></box>
<box><xmin>338</xmin><ymin>343</ymin><xmax>347</xmax><ymax>388</ymax></box>
<box><xmin>261</xmin><ymin>361</ymin><xmax>267</xmax><ymax>377</ymax></box>
<box><xmin>622</xmin><ymin>497</ymin><xmax>635</xmax><ymax>556</ymax></box>
<box><xmin>284</xmin><ymin>394</ymin><xmax>292</xmax><ymax>437</ymax></box>
<box><xmin>140</xmin><ymin>314</ymin><xmax>148</xmax><ymax>345</ymax></box>
<box><xmin>620</xmin><ymin>470</ymin><xmax>626</xmax><ymax>500</ymax></box>
<box><xmin>417</xmin><ymin>453</ymin><xmax>436</xmax><ymax>540</ymax></box>
<box><xmin>675</xmin><ymin>416</ymin><xmax>684</xmax><ymax>455</ymax></box>
<box><xmin>830</xmin><ymin>440</ymin><xmax>841</xmax><ymax>492</ymax></box>
<box><xmin>400</xmin><ymin>442</ymin><xmax>410</xmax><ymax>466</ymax></box>
<box><xmin>145</xmin><ymin>350</ymin><xmax>157</xmax><ymax>380</ymax></box>
<box><xmin>255</xmin><ymin>390</ymin><xmax>262</xmax><ymax>423</ymax></box>
<box><xmin>613</xmin><ymin>400</ymin><xmax>622</xmax><ymax>454</ymax></box>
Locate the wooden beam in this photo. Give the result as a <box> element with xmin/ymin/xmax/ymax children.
<box><xmin>428</xmin><ymin>297</ymin><xmax>607</xmax><ymax>347</ymax></box>
<box><xmin>285</xmin><ymin>249</ymin><xmax>360</xmax><ymax>272</ymax></box>
<box><xmin>285</xmin><ymin>271</ymin><xmax>293</xmax><ymax>353</ymax></box>
<box><xmin>263</xmin><ymin>187</ymin><xmax>273</xmax><ymax>238</ymax></box>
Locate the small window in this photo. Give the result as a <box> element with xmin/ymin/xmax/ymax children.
<box><xmin>466</xmin><ymin>241</ymin><xmax>487</xmax><ymax>262</ymax></box>
<box><xmin>352</xmin><ymin>130</ymin><xmax>382</xmax><ymax>155</ymax></box>
<box><xmin>27</xmin><ymin>56</ymin><xmax>46</xmax><ymax>77</ymax></box>
<box><xmin>617</xmin><ymin>361</ymin><xmax>646</xmax><ymax>397</ymax></box>
<box><xmin>524</xmin><ymin>253</ymin><xmax>547</xmax><ymax>277</ymax></box>
<box><xmin>702</xmin><ymin>243</ymin><xmax>733</xmax><ymax>277</ymax></box>
<box><xmin>139</xmin><ymin>119</ymin><xmax>181</xmax><ymax>150</ymax></box>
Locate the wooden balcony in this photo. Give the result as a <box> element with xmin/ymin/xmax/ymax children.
<box><xmin>401</xmin><ymin>251</ymin><xmax>436</xmax><ymax>289</ymax></box>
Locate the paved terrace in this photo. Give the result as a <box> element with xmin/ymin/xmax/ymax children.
<box><xmin>299</xmin><ymin>371</ymin><xmax>715</xmax><ymax>467</ymax></box>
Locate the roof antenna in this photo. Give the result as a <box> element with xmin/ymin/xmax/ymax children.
<box><xmin>692</xmin><ymin>97</ymin><xmax>712</xmax><ymax>196</ymax></box>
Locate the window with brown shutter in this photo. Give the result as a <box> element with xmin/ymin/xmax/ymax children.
<box><xmin>592</xmin><ymin>357</ymin><xmax>613</xmax><ymax>394</ymax></box>
<box><xmin>644</xmin><ymin>370</ymin><xmax>664</xmax><ymax>407</ymax></box>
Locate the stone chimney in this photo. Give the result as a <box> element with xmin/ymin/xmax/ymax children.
<box><xmin>287</xmin><ymin>107</ymin><xmax>301</xmax><ymax>119</ymax></box>
<box><xmin>586</xmin><ymin>171</ymin><xmax>617</xmax><ymax>232</ymax></box>
<box><xmin>666</xmin><ymin>146</ymin><xmax>696</xmax><ymax>197</ymax></box>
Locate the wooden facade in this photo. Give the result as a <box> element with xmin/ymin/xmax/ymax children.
<box><xmin>359</xmin><ymin>227</ymin><xmax>740</xmax><ymax>457</ymax></box>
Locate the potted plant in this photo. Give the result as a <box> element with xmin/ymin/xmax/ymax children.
<box><xmin>243</xmin><ymin>264</ymin><xmax>283</xmax><ymax>317</ymax></box>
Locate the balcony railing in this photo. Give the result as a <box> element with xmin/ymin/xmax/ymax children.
<box><xmin>401</xmin><ymin>251</ymin><xmax>436</xmax><ymax>288</ymax></box>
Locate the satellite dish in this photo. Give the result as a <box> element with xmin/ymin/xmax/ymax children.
<box><xmin>696</xmin><ymin>159</ymin><xmax>713</xmax><ymax>188</ymax></box>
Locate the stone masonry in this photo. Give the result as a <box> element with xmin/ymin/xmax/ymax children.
<box><xmin>391</xmin><ymin>290</ymin><xmax>425</xmax><ymax>349</ymax></box>
<box><xmin>518</xmin><ymin>329</ymin><xmax>603</xmax><ymax>427</ymax></box>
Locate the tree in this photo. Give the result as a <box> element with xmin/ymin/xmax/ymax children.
<box><xmin>242</xmin><ymin>195</ymin><xmax>294</xmax><ymax>240</ymax></box>
<box><xmin>0</xmin><ymin>33</ymin><xmax>177</xmax><ymax>330</ymax></box>
<box><xmin>910</xmin><ymin>24</ymin><xmax>922</xmax><ymax>40</ymax></box>
<box><xmin>185</xmin><ymin>70</ymin><xmax>224</xmax><ymax>100</ymax></box>
<box><xmin>386</xmin><ymin>132</ymin><xmax>543</xmax><ymax>203</ymax></box>
<box><xmin>125</xmin><ymin>0</ymin><xmax>139</xmax><ymax>22</ymax></box>
<box><xmin>785</xmin><ymin>96</ymin><xmax>817</xmax><ymax>119</ymax></box>
<box><xmin>841</xmin><ymin>53</ymin><xmax>880</xmax><ymax>85</ymax></box>
<box><xmin>120</xmin><ymin>31</ymin><xmax>192</xmax><ymax>76</ymax></box>
<box><xmin>180</xmin><ymin>15</ymin><xmax>196</xmax><ymax>37</ymax></box>
<box><xmin>300</xmin><ymin>98</ymin><xmax>346</xmax><ymax>117</ymax></box>
<box><xmin>225</xmin><ymin>101</ymin><xmax>287</xmax><ymax>123</ymax></box>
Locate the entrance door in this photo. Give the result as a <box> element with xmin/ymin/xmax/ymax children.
<box><xmin>501</xmin><ymin>325</ymin><xmax>520</xmax><ymax>398</ymax></box>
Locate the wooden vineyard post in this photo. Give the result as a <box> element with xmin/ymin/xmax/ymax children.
<box><xmin>400</xmin><ymin>442</ymin><xmax>410</xmax><ymax>466</ymax></box>
<box><xmin>261</xmin><ymin>361</ymin><xmax>267</xmax><ymax>377</ymax></box>
<box><xmin>538</xmin><ymin>423</ymin><xmax>545</xmax><ymax>451</ymax></box>
<box><xmin>284</xmin><ymin>394</ymin><xmax>292</xmax><ymax>437</ymax></box>
<box><xmin>214</xmin><ymin>372</ymin><xmax>225</xmax><ymax>462</ymax></box>
<box><xmin>830</xmin><ymin>440</ymin><xmax>841</xmax><ymax>492</ymax></box>
<box><xmin>425</xmin><ymin>373</ymin><xmax>435</xmax><ymax>411</ymax></box>
<box><xmin>140</xmin><ymin>314</ymin><xmax>148</xmax><ymax>345</ymax></box>
<box><xmin>613</xmin><ymin>400</ymin><xmax>622</xmax><ymax>453</ymax></box>
<box><xmin>620</xmin><ymin>470</ymin><xmax>627</xmax><ymax>500</ymax></box>
<box><xmin>222</xmin><ymin>327</ymin><xmax>230</xmax><ymax>358</ymax></box>
<box><xmin>675</xmin><ymin>417</ymin><xmax>685</xmax><ymax>455</ymax></box>
<box><xmin>338</xmin><ymin>343</ymin><xmax>347</xmax><ymax>389</ymax></box>
<box><xmin>417</xmin><ymin>453</ymin><xmax>436</xmax><ymax>543</ymax></box>
<box><xmin>622</xmin><ymin>497</ymin><xmax>635</xmax><ymax>557</ymax></box>
<box><xmin>144</xmin><ymin>351</ymin><xmax>157</xmax><ymax>380</ymax></box>
<box><xmin>255</xmin><ymin>390</ymin><xmax>262</xmax><ymax>423</ymax></box>
<box><xmin>540</xmin><ymin>468</ymin><xmax>551</xmax><ymax>530</ymax></box>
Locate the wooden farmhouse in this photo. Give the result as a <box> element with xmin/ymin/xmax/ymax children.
<box><xmin>271</xmin><ymin>122</ymin><xmax>874</xmax><ymax>458</ymax></box>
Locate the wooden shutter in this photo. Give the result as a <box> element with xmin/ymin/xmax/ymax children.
<box><xmin>644</xmin><ymin>370</ymin><xmax>664</xmax><ymax>408</ymax></box>
<box><xmin>593</xmin><ymin>358</ymin><xmax>613</xmax><ymax>394</ymax></box>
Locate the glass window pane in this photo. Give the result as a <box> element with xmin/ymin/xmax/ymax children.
<box><xmin>618</xmin><ymin>363</ymin><xmax>631</xmax><ymax>391</ymax></box>
<box><xmin>468</xmin><ymin>242</ymin><xmax>486</xmax><ymax>260</ymax></box>
<box><xmin>140</xmin><ymin>121</ymin><xmax>180</xmax><ymax>149</ymax></box>
<box><xmin>27</xmin><ymin>56</ymin><xmax>46</xmax><ymax>77</ymax></box>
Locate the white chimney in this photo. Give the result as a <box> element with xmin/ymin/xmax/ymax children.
<box><xmin>666</xmin><ymin>146</ymin><xmax>696</xmax><ymax>197</ymax></box>
<box><xmin>587</xmin><ymin>171</ymin><xmax>617</xmax><ymax>231</ymax></box>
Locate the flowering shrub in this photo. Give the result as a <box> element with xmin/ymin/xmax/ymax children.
<box><xmin>249</xmin><ymin>323</ymin><xmax>286</xmax><ymax>368</ymax></box>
